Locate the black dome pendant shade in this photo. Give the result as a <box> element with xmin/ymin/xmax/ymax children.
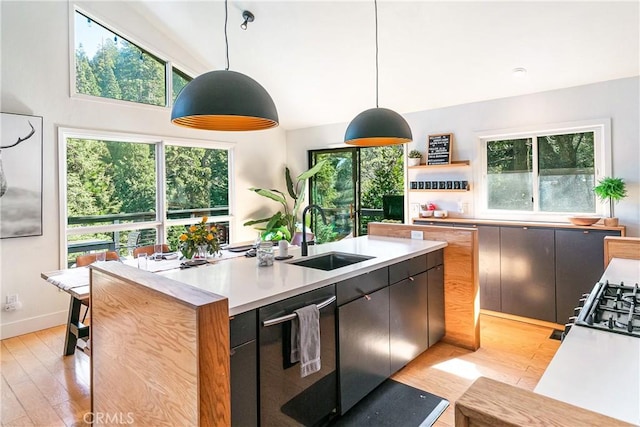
<box><xmin>171</xmin><ymin>70</ymin><xmax>278</xmax><ymax>131</ymax></box>
<box><xmin>344</xmin><ymin>107</ymin><xmax>412</xmax><ymax>146</ymax></box>
<box><xmin>345</xmin><ymin>0</ymin><xmax>411</xmax><ymax>146</ymax></box>
<box><xmin>171</xmin><ymin>1</ymin><xmax>278</xmax><ymax>132</ymax></box>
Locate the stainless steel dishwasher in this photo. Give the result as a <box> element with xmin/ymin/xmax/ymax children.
<box><xmin>259</xmin><ymin>285</ymin><xmax>337</xmax><ymax>426</ymax></box>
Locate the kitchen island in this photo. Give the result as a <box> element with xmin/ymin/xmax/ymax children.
<box><xmin>160</xmin><ymin>235</ymin><xmax>447</xmax><ymax>315</ymax></box>
<box><xmin>89</xmin><ymin>235</ymin><xmax>448</xmax><ymax>426</ymax></box>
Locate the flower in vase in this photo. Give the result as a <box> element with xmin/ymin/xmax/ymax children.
<box><xmin>179</xmin><ymin>216</ymin><xmax>221</xmax><ymax>259</ymax></box>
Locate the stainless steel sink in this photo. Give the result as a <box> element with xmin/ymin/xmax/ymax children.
<box><xmin>288</xmin><ymin>252</ymin><xmax>374</xmax><ymax>271</ymax></box>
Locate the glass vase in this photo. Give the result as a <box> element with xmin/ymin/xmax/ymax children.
<box><xmin>196</xmin><ymin>244</ymin><xmax>208</xmax><ymax>259</ymax></box>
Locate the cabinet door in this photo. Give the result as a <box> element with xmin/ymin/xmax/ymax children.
<box><xmin>500</xmin><ymin>227</ymin><xmax>556</xmax><ymax>322</ymax></box>
<box><xmin>555</xmin><ymin>229</ymin><xmax>621</xmax><ymax>323</ymax></box>
<box><xmin>390</xmin><ymin>272</ymin><xmax>428</xmax><ymax>374</ymax></box>
<box><xmin>231</xmin><ymin>340</ymin><xmax>258</xmax><ymax>427</ymax></box>
<box><xmin>338</xmin><ymin>287</ymin><xmax>390</xmax><ymax>414</ymax></box>
<box><xmin>477</xmin><ymin>226</ymin><xmax>501</xmax><ymax>311</ymax></box>
<box><xmin>428</xmin><ymin>264</ymin><xmax>445</xmax><ymax>347</ymax></box>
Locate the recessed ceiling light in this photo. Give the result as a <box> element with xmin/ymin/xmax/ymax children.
<box><xmin>512</xmin><ymin>67</ymin><xmax>528</xmax><ymax>77</ymax></box>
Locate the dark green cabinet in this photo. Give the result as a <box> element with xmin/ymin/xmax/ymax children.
<box><xmin>555</xmin><ymin>229</ymin><xmax>620</xmax><ymax>323</ymax></box>
<box><xmin>338</xmin><ymin>286</ymin><xmax>390</xmax><ymax>414</ymax></box>
<box><xmin>230</xmin><ymin>310</ymin><xmax>258</xmax><ymax>427</ymax></box>
<box><xmin>428</xmin><ymin>264</ymin><xmax>445</xmax><ymax>347</ymax></box>
<box><xmin>500</xmin><ymin>227</ymin><xmax>556</xmax><ymax>322</ymax></box>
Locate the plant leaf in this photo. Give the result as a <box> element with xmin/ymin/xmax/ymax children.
<box><xmin>265</xmin><ymin>212</ymin><xmax>283</xmax><ymax>232</ymax></box>
<box><xmin>293</xmin><ymin>179</ymin><xmax>307</xmax><ymax>219</ymax></box>
<box><xmin>296</xmin><ymin>159</ymin><xmax>327</xmax><ymax>182</ymax></box>
<box><xmin>285</xmin><ymin>167</ymin><xmax>296</xmax><ymax>199</ymax></box>
<box><xmin>243</xmin><ymin>217</ymin><xmax>271</xmax><ymax>226</ymax></box>
<box><xmin>249</xmin><ymin>188</ymin><xmax>287</xmax><ymax>207</ymax></box>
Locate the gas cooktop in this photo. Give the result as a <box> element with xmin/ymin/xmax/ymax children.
<box><xmin>576</xmin><ymin>281</ymin><xmax>640</xmax><ymax>338</ymax></box>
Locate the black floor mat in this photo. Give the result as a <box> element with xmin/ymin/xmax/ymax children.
<box><xmin>329</xmin><ymin>379</ymin><xmax>449</xmax><ymax>426</ymax></box>
<box><xmin>549</xmin><ymin>329</ymin><xmax>563</xmax><ymax>340</ymax></box>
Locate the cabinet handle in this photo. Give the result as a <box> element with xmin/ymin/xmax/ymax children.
<box><xmin>523</xmin><ymin>227</ymin><xmax>528</xmax><ymax>230</ymax></box>
<box><xmin>262</xmin><ymin>296</ymin><xmax>337</xmax><ymax>327</ymax></box>
<box><xmin>409</xmin><ymin>276</ymin><xmax>415</xmax><ymax>282</ymax></box>
<box><xmin>583</xmin><ymin>231</ymin><xmax>589</xmax><ymax>234</ymax></box>
<box><xmin>363</xmin><ymin>294</ymin><xmax>371</xmax><ymax>301</ymax></box>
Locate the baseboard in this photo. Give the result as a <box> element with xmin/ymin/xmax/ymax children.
<box><xmin>481</xmin><ymin>309</ymin><xmax>565</xmax><ymax>330</ymax></box>
<box><xmin>0</xmin><ymin>310</ymin><xmax>68</xmax><ymax>340</ymax></box>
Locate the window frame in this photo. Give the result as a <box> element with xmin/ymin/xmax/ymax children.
<box><xmin>69</xmin><ymin>5</ymin><xmax>196</xmax><ymax>110</ymax></box>
<box><xmin>475</xmin><ymin>119</ymin><xmax>611</xmax><ymax>222</ymax></box>
<box><xmin>58</xmin><ymin>127</ymin><xmax>235</xmax><ymax>268</ymax></box>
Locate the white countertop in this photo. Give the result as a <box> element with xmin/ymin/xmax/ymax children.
<box><xmin>159</xmin><ymin>235</ymin><xmax>447</xmax><ymax>315</ymax></box>
<box><xmin>534</xmin><ymin>258</ymin><xmax>640</xmax><ymax>425</ymax></box>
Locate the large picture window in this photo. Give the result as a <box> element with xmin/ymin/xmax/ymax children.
<box><xmin>480</xmin><ymin>121</ymin><xmax>609</xmax><ymax>218</ymax></box>
<box><xmin>60</xmin><ymin>129</ymin><xmax>232</xmax><ymax>267</ymax></box>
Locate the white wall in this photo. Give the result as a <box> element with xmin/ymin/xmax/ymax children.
<box><xmin>286</xmin><ymin>77</ymin><xmax>640</xmax><ymax>236</ymax></box>
<box><xmin>0</xmin><ymin>1</ymin><xmax>287</xmax><ymax>338</ymax></box>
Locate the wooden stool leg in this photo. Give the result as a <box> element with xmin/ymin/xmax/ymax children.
<box><xmin>64</xmin><ymin>296</ymin><xmax>82</xmax><ymax>356</ymax></box>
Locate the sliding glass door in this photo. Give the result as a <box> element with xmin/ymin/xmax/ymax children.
<box><xmin>309</xmin><ymin>148</ymin><xmax>358</xmax><ymax>243</ymax></box>
<box><xmin>309</xmin><ymin>146</ymin><xmax>404</xmax><ymax>243</ymax></box>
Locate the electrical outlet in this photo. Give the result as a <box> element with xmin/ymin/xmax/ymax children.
<box><xmin>410</xmin><ymin>203</ymin><xmax>420</xmax><ymax>214</ymax></box>
<box><xmin>411</xmin><ymin>230</ymin><xmax>423</xmax><ymax>240</ymax></box>
<box><xmin>4</xmin><ymin>295</ymin><xmax>21</xmax><ymax>311</ymax></box>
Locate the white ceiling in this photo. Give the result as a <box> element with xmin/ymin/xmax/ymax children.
<box><xmin>130</xmin><ymin>1</ymin><xmax>639</xmax><ymax>131</ymax></box>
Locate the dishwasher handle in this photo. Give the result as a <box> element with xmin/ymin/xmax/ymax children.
<box><xmin>262</xmin><ymin>295</ymin><xmax>336</xmax><ymax>327</ymax></box>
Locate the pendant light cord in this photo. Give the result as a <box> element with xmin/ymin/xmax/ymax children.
<box><xmin>374</xmin><ymin>0</ymin><xmax>379</xmax><ymax>108</ymax></box>
<box><xmin>224</xmin><ymin>0</ymin><xmax>230</xmax><ymax>71</ymax></box>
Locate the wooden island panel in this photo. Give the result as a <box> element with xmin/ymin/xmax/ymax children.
<box><xmin>368</xmin><ymin>222</ymin><xmax>479</xmax><ymax>350</ymax></box>
<box><xmin>455</xmin><ymin>377</ymin><xmax>634</xmax><ymax>427</ymax></box>
<box><xmin>604</xmin><ymin>236</ymin><xmax>640</xmax><ymax>266</ymax></box>
<box><xmin>90</xmin><ymin>263</ymin><xmax>230</xmax><ymax>426</ymax></box>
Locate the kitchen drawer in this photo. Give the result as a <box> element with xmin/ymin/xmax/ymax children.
<box><xmin>427</xmin><ymin>249</ymin><xmax>443</xmax><ymax>269</ymax></box>
<box><xmin>389</xmin><ymin>254</ymin><xmax>429</xmax><ymax>284</ymax></box>
<box><xmin>336</xmin><ymin>267</ymin><xmax>388</xmax><ymax>306</ymax></box>
<box><xmin>230</xmin><ymin>309</ymin><xmax>256</xmax><ymax>348</ymax></box>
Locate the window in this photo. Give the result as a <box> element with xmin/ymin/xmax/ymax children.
<box><xmin>60</xmin><ymin>129</ymin><xmax>232</xmax><ymax>267</ymax></box>
<box><xmin>73</xmin><ymin>10</ymin><xmax>193</xmax><ymax>107</ymax></box>
<box><xmin>480</xmin><ymin>121</ymin><xmax>609</xmax><ymax>218</ymax></box>
<box><xmin>172</xmin><ymin>67</ymin><xmax>192</xmax><ymax>103</ymax></box>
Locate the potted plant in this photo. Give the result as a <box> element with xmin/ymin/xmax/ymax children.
<box><xmin>244</xmin><ymin>160</ymin><xmax>327</xmax><ymax>242</ymax></box>
<box><xmin>408</xmin><ymin>149</ymin><xmax>422</xmax><ymax>167</ymax></box>
<box><xmin>594</xmin><ymin>177</ymin><xmax>627</xmax><ymax>226</ymax></box>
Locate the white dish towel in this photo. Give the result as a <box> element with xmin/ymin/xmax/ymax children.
<box><xmin>291</xmin><ymin>304</ymin><xmax>321</xmax><ymax>377</ymax></box>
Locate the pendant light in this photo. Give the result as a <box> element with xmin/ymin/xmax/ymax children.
<box><xmin>344</xmin><ymin>0</ymin><xmax>412</xmax><ymax>146</ymax></box>
<box><xmin>171</xmin><ymin>1</ymin><xmax>278</xmax><ymax>131</ymax></box>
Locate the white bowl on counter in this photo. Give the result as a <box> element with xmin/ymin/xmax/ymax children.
<box><xmin>433</xmin><ymin>210</ymin><xmax>448</xmax><ymax>218</ymax></box>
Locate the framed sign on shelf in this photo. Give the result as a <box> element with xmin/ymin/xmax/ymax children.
<box><xmin>1</xmin><ymin>112</ymin><xmax>43</xmax><ymax>239</ymax></box>
<box><xmin>427</xmin><ymin>133</ymin><xmax>453</xmax><ymax>165</ymax></box>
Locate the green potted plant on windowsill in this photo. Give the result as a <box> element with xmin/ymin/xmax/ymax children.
<box><xmin>408</xmin><ymin>149</ymin><xmax>422</xmax><ymax>167</ymax></box>
<box><xmin>594</xmin><ymin>176</ymin><xmax>627</xmax><ymax>227</ymax></box>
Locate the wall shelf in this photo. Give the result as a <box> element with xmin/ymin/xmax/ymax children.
<box><xmin>408</xmin><ymin>160</ymin><xmax>470</xmax><ymax>169</ymax></box>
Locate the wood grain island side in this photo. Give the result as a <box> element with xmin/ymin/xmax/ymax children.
<box><xmin>90</xmin><ymin>262</ymin><xmax>230</xmax><ymax>426</ymax></box>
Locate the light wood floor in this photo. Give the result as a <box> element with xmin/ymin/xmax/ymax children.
<box><xmin>1</xmin><ymin>314</ymin><xmax>560</xmax><ymax>426</ymax></box>
<box><xmin>392</xmin><ymin>314</ymin><xmax>561</xmax><ymax>427</ymax></box>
